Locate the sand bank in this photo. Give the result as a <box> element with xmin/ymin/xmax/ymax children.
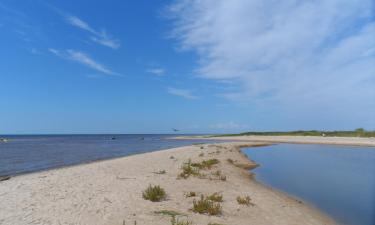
<box><xmin>174</xmin><ymin>135</ymin><xmax>375</xmax><ymax>147</ymax></box>
<box><xmin>0</xmin><ymin>142</ymin><xmax>337</xmax><ymax>225</ymax></box>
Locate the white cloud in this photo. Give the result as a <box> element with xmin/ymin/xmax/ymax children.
<box><xmin>49</xmin><ymin>48</ymin><xmax>120</xmax><ymax>76</ymax></box>
<box><xmin>167</xmin><ymin>87</ymin><xmax>198</xmax><ymax>99</ymax></box>
<box><xmin>146</xmin><ymin>67</ymin><xmax>165</xmax><ymax>76</ymax></box>
<box><xmin>168</xmin><ymin>0</ymin><xmax>375</xmax><ymax>120</ymax></box>
<box><xmin>66</xmin><ymin>15</ymin><xmax>120</xmax><ymax>49</ymax></box>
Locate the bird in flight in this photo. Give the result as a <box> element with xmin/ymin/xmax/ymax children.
<box><xmin>172</xmin><ymin>128</ymin><xmax>179</xmax><ymax>132</ymax></box>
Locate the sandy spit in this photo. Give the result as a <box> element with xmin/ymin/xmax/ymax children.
<box><xmin>173</xmin><ymin>135</ymin><xmax>375</xmax><ymax>147</ymax></box>
<box><xmin>0</xmin><ymin>142</ymin><xmax>338</xmax><ymax>225</ymax></box>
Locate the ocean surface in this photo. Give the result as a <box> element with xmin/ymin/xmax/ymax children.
<box><xmin>243</xmin><ymin>144</ymin><xmax>375</xmax><ymax>225</ymax></box>
<box><xmin>0</xmin><ymin>134</ymin><xmax>221</xmax><ymax>177</ymax></box>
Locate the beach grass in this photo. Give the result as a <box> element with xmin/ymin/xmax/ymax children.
<box><xmin>142</xmin><ymin>185</ymin><xmax>166</xmax><ymax>202</ymax></box>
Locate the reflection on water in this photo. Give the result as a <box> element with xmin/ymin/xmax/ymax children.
<box><xmin>0</xmin><ymin>134</ymin><xmax>220</xmax><ymax>177</ymax></box>
<box><xmin>243</xmin><ymin>144</ymin><xmax>375</xmax><ymax>225</ymax></box>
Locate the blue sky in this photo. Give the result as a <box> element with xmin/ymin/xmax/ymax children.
<box><xmin>0</xmin><ymin>0</ymin><xmax>374</xmax><ymax>134</ymax></box>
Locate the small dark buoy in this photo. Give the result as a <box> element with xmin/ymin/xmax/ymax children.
<box><xmin>111</xmin><ymin>137</ymin><xmax>116</xmax><ymax>140</ymax></box>
<box><xmin>140</xmin><ymin>137</ymin><xmax>144</xmax><ymax>140</ymax></box>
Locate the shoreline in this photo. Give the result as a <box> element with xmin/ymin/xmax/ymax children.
<box><xmin>0</xmin><ymin>142</ymin><xmax>338</xmax><ymax>225</ymax></box>
<box><xmin>172</xmin><ymin>135</ymin><xmax>375</xmax><ymax>147</ymax></box>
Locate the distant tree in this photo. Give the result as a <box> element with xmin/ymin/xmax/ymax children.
<box><xmin>355</xmin><ymin>128</ymin><xmax>365</xmax><ymax>132</ymax></box>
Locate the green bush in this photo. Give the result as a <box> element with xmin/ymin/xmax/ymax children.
<box><xmin>192</xmin><ymin>195</ymin><xmax>222</xmax><ymax>215</ymax></box>
<box><xmin>142</xmin><ymin>185</ymin><xmax>166</xmax><ymax>202</ymax></box>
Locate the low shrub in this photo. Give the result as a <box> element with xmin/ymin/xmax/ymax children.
<box><xmin>207</xmin><ymin>193</ymin><xmax>223</xmax><ymax>202</ymax></box>
<box><xmin>142</xmin><ymin>185</ymin><xmax>166</xmax><ymax>202</ymax></box>
<box><xmin>236</xmin><ymin>195</ymin><xmax>253</xmax><ymax>206</ymax></box>
<box><xmin>179</xmin><ymin>160</ymin><xmax>200</xmax><ymax>179</ymax></box>
<box><xmin>191</xmin><ymin>159</ymin><xmax>219</xmax><ymax>169</ymax></box>
<box><xmin>192</xmin><ymin>195</ymin><xmax>222</xmax><ymax>215</ymax></box>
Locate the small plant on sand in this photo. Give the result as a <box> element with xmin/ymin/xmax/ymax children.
<box><xmin>200</xmin><ymin>146</ymin><xmax>204</xmax><ymax>149</ymax></box>
<box><xmin>170</xmin><ymin>216</ymin><xmax>193</xmax><ymax>225</ymax></box>
<box><xmin>185</xmin><ymin>191</ymin><xmax>197</xmax><ymax>197</ymax></box>
<box><xmin>208</xmin><ymin>223</ymin><xmax>226</xmax><ymax>225</ymax></box>
<box><xmin>191</xmin><ymin>159</ymin><xmax>219</xmax><ymax>169</ymax></box>
<box><xmin>236</xmin><ymin>195</ymin><xmax>253</xmax><ymax>206</ymax></box>
<box><xmin>142</xmin><ymin>185</ymin><xmax>166</xmax><ymax>202</ymax></box>
<box><xmin>207</xmin><ymin>193</ymin><xmax>223</xmax><ymax>202</ymax></box>
<box><xmin>192</xmin><ymin>195</ymin><xmax>222</xmax><ymax>215</ymax></box>
<box><xmin>199</xmin><ymin>152</ymin><xmax>204</xmax><ymax>157</ymax></box>
<box><xmin>210</xmin><ymin>170</ymin><xmax>227</xmax><ymax>181</ymax></box>
<box><xmin>179</xmin><ymin>160</ymin><xmax>200</xmax><ymax>179</ymax></box>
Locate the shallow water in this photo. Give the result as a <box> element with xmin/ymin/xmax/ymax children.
<box><xmin>243</xmin><ymin>144</ymin><xmax>375</xmax><ymax>225</ymax></box>
<box><xmin>0</xmin><ymin>134</ymin><xmax>219</xmax><ymax>177</ymax></box>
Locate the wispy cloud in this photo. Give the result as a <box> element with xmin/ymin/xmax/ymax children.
<box><xmin>146</xmin><ymin>67</ymin><xmax>165</xmax><ymax>76</ymax></box>
<box><xmin>168</xmin><ymin>0</ymin><xmax>375</xmax><ymax>121</ymax></box>
<box><xmin>65</xmin><ymin>15</ymin><xmax>120</xmax><ymax>49</ymax></box>
<box><xmin>48</xmin><ymin>48</ymin><xmax>120</xmax><ymax>76</ymax></box>
<box><xmin>167</xmin><ymin>87</ymin><xmax>198</xmax><ymax>99</ymax></box>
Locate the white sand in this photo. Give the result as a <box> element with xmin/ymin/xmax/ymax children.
<box><xmin>0</xmin><ymin>142</ymin><xmax>338</xmax><ymax>225</ymax></box>
<box><xmin>174</xmin><ymin>135</ymin><xmax>375</xmax><ymax>147</ymax></box>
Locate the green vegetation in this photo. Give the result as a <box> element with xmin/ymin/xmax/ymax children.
<box><xmin>216</xmin><ymin>128</ymin><xmax>375</xmax><ymax>138</ymax></box>
<box><xmin>142</xmin><ymin>185</ymin><xmax>166</xmax><ymax>202</ymax></box>
<box><xmin>179</xmin><ymin>160</ymin><xmax>200</xmax><ymax>179</ymax></box>
<box><xmin>192</xmin><ymin>195</ymin><xmax>222</xmax><ymax>215</ymax></box>
<box><xmin>154</xmin><ymin>210</ymin><xmax>185</xmax><ymax>217</ymax></box>
<box><xmin>236</xmin><ymin>195</ymin><xmax>253</xmax><ymax>206</ymax></box>
<box><xmin>206</xmin><ymin>193</ymin><xmax>223</xmax><ymax>202</ymax></box>
<box><xmin>191</xmin><ymin>159</ymin><xmax>219</xmax><ymax>169</ymax></box>
<box><xmin>210</xmin><ymin>170</ymin><xmax>227</xmax><ymax>181</ymax></box>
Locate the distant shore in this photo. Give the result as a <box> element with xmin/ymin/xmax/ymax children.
<box><xmin>0</xmin><ymin>142</ymin><xmax>337</xmax><ymax>225</ymax></box>
<box><xmin>173</xmin><ymin>135</ymin><xmax>375</xmax><ymax>147</ymax></box>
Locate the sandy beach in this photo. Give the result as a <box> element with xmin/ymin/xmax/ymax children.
<box><xmin>174</xmin><ymin>135</ymin><xmax>375</xmax><ymax>147</ymax></box>
<box><xmin>0</xmin><ymin>140</ymin><xmax>340</xmax><ymax>225</ymax></box>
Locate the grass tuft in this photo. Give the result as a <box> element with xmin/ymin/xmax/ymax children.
<box><xmin>236</xmin><ymin>195</ymin><xmax>253</xmax><ymax>206</ymax></box>
<box><xmin>142</xmin><ymin>185</ymin><xmax>166</xmax><ymax>202</ymax></box>
<box><xmin>207</xmin><ymin>192</ymin><xmax>223</xmax><ymax>202</ymax></box>
<box><xmin>191</xmin><ymin>159</ymin><xmax>219</xmax><ymax>169</ymax></box>
<box><xmin>179</xmin><ymin>160</ymin><xmax>200</xmax><ymax>179</ymax></box>
<box><xmin>192</xmin><ymin>195</ymin><xmax>222</xmax><ymax>215</ymax></box>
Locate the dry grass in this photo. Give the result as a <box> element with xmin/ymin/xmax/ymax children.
<box><xmin>236</xmin><ymin>195</ymin><xmax>254</xmax><ymax>206</ymax></box>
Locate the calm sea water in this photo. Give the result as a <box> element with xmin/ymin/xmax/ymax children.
<box><xmin>243</xmin><ymin>144</ymin><xmax>375</xmax><ymax>225</ymax></box>
<box><xmin>0</xmin><ymin>134</ymin><xmax>220</xmax><ymax>177</ymax></box>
